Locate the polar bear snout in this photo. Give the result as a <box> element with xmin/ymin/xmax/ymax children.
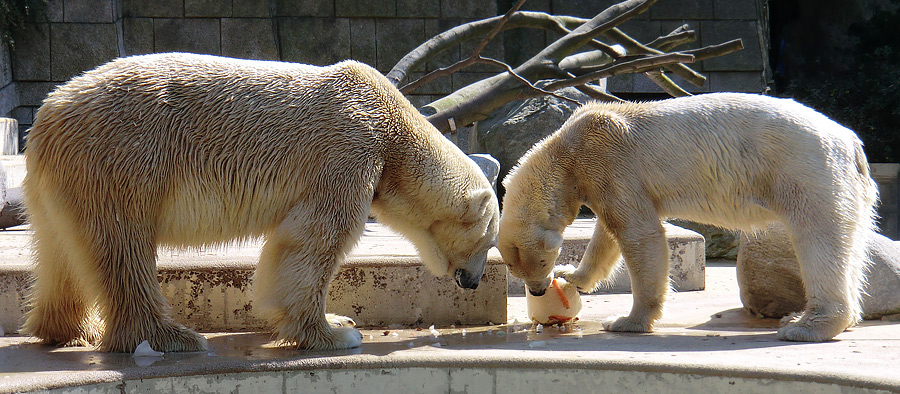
<box><xmin>454</xmin><ymin>250</ymin><xmax>489</xmax><ymax>289</ymax></box>
<box><xmin>527</xmin><ymin>284</ymin><xmax>547</xmax><ymax>297</ymax></box>
<box><xmin>455</xmin><ymin>268</ymin><xmax>481</xmax><ymax>289</ymax></box>
<box><xmin>526</xmin><ymin>277</ymin><xmax>552</xmax><ymax>296</ymax></box>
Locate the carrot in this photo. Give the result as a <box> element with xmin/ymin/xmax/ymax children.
<box><xmin>548</xmin><ymin>315</ymin><xmax>573</xmax><ymax>323</ymax></box>
<box><xmin>551</xmin><ymin>278</ymin><xmax>570</xmax><ymax>309</ymax></box>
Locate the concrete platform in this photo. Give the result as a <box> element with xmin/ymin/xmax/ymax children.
<box><xmin>0</xmin><ymin>262</ymin><xmax>898</xmax><ymax>393</ymax></box>
<box><xmin>0</xmin><ymin>223</ymin><xmax>509</xmax><ymax>333</ymax></box>
<box><xmin>0</xmin><ymin>218</ymin><xmax>704</xmax><ymax>333</ymax></box>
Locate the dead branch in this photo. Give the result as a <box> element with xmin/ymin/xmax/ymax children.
<box><xmin>545</xmin><ymin>52</ymin><xmax>696</xmax><ymax>91</ymax></box>
<box><xmin>388</xmin><ymin>0</ymin><xmax>746</xmax><ymax>134</ymax></box>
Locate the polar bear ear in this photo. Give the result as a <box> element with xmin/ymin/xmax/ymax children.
<box><xmin>462</xmin><ymin>188</ymin><xmax>495</xmax><ymax>224</ymax></box>
<box><xmin>541</xmin><ymin>230</ymin><xmax>563</xmax><ymax>251</ymax></box>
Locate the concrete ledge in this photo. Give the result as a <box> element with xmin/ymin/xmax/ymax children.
<box><xmin>0</xmin><ymin>223</ymin><xmax>508</xmax><ymax>333</ymax></box>
<box><xmin>508</xmin><ymin>221</ymin><xmax>706</xmax><ymax>295</ymax></box>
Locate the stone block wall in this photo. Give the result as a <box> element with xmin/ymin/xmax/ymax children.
<box><xmin>0</xmin><ymin>43</ymin><xmax>16</xmax><ymax>117</ymax></box>
<box><xmin>605</xmin><ymin>0</ymin><xmax>769</xmax><ymax>94</ymax></box>
<box><xmin>3</xmin><ymin>0</ymin><xmax>768</xmax><ymax>142</ymax></box>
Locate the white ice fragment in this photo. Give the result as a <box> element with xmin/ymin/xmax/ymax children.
<box><xmin>133</xmin><ymin>340</ymin><xmax>164</xmax><ymax>357</ymax></box>
<box><xmin>461</xmin><ymin>329</ymin><xmax>467</xmax><ymax>337</ymax></box>
<box><xmin>535</xmin><ymin>324</ymin><xmax>544</xmax><ymax>333</ymax></box>
<box><xmin>132</xmin><ymin>340</ymin><xmax>164</xmax><ymax>367</ymax></box>
<box><xmin>528</xmin><ymin>340</ymin><xmax>547</xmax><ymax>348</ymax></box>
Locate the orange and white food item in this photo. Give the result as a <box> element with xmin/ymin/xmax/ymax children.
<box><xmin>526</xmin><ymin>277</ymin><xmax>582</xmax><ymax>325</ymax></box>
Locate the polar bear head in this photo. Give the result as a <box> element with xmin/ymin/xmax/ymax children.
<box><xmin>378</xmin><ymin>187</ymin><xmax>499</xmax><ymax>290</ymax></box>
<box><xmin>371</xmin><ymin>147</ymin><xmax>500</xmax><ymax>290</ymax></box>
<box><xmin>497</xmin><ymin>203</ymin><xmax>564</xmax><ymax>296</ymax></box>
<box><xmin>420</xmin><ymin>188</ymin><xmax>499</xmax><ymax>289</ymax></box>
<box><xmin>497</xmin><ymin>133</ymin><xmax>580</xmax><ymax>296</ymax></box>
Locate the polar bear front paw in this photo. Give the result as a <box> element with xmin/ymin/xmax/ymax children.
<box><xmin>602</xmin><ymin>315</ymin><xmax>653</xmax><ymax>333</ymax></box>
<box><xmin>552</xmin><ymin>264</ymin><xmax>577</xmax><ymax>278</ymax></box>
<box><xmin>330</xmin><ymin>326</ymin><xmax>363</xmax><ymax>349</ymax></box>
<box><xmin>553</xmin><ymin>264</ymin><xmax>598</xmax><ymax>293</ymax></box>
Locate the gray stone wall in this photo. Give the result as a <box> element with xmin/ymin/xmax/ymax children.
<box><xmin>604</xmin><ymin>0</ymin><xmax>769</xmax><ymax>94</ymax></box>
<box><xmin>0</xmin><ymin>42</ymin><xmax>17</xmax><ymax>117</ymax></box>
<box><xmin>5</xmin><ymin>0</ymin><xmax>768</xmax><ymax>142</ymax></box>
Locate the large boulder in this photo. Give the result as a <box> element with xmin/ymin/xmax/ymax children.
<box><xmin>475</xmin><ymin>86</ymin><xmax>592</xmax><ymax>189</ymax></box>
<box><xmin>668</xmin><ymin>220</ymin><xmax>740</xmax><ymax>260</ymax></box>
<box><xmin>737</xmin><ymin>223</ymin><xmax>900</xmax><ymax>320</ymax></box>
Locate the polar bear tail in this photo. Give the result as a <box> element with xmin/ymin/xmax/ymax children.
<box><xmin>853</xmin><ymin>141</ymin><xmax>879</xmax><ymax>210</ymax></box>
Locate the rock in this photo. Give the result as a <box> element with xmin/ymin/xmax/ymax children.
<box><xmin>668</xmin><ymin>220</ymin><xmax>740</xmax><ymax>260</ymax></box>
<box><xmin>467</xmin><ymin>153</ymin><xmax>500</xmax><ymax>191</ymax></box>
<box><xmin>862</xmin><ymin>235</ymin><xmax>900</xmax><ymax>319</ymax></box>
<box><xmin>737</xmin><ymin>223</ymin><xmax>900</xmax><ymax>319</ymax></box>
<box><xmin>736</xmin><ymin>224</ymin><xmax>806</xmax><ymax>317</ymax></box>
<box><xmin>476</xmin><ymin>86</ymin><xmax>592</xmax><ymax>189</ymax></box>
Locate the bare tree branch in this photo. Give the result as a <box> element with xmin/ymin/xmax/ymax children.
<box><xmin>575</xmin><ymin>84</ymin><xmax>626</xmax><ymax>102</ymax></box>
<box><xmin>681</xmin><ymin>39</ymin><xmax>744</xmax><ymax>61</ymax></box>
<box><xmin>545</xmin><ymin>52</ymin><xmax>695</xmax><ymax>91</ymax></box>
<box><xmin>479</xmin><ymin>57</ymin><xmax>580</xmax><ymax>105</ymax></box>
<box><xmin>399</xmin><ymin>0</ymin><xmax>526</xmax><ymax>94</ymax></box>
<box><xmin>386</xmin><ymin>11</ymin><xmax>584</xmax><ymax>86</ymax></box>
<box><xmin>645</xmin><ymin>70</ymin><xmax>693</xmax><ymax>96</ymax></box>
<box><xmin>602</xmin><ymin>28</ymin><xmax>704</xmax><ymax>87</ymax></box>
<box><xmin>647</xmin><ymin>24</ymin><xmax>697</xmax><ymax>51</ymax></box>
<box><xmin>388</xmin><ymin>0</ymin><xmax>745</xmax><ymax>135</ymax></box>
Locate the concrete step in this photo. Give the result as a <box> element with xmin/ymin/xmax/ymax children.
<box><xmin>0</xmin><ymin>219</ymin><xmax>705</xmax><ymax>334</ymax></box>
<box><xmin>0</xmin><ymin>223</ymin><xmax>508</xmax><ymax>334</ymax></box>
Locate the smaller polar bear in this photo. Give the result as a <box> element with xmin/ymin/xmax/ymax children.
<box><xmin>23</xmin><ymin>53</ymin><xmax>499</xmax><ymax>352</ymax></box>
<box><xmin>499</xmin><ymin>93</ymin><xmax>878</xmax><ymax>342</ymax></box>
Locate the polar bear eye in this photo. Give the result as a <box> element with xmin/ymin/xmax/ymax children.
<box><xmin>506</xmin><ymin>245</ymin><xmax>521</xmax><ymax>266</ymax></box>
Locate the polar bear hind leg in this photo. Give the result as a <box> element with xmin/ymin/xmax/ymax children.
<box><xmin>777</xmin><ymin>203</ymin><xmax>869</xmax><ymax>342</ymax></box>
<box><xmin>88</xmin><ymin>216</ymin><xmax>206</xmax><ymax>352</ymax></box>
<box><xmin>778</xmin><ymin>174</ymin><xmax>875</xmax><ymax>342</ymax></box>
<box><xmin>22</xmin><ymin>192</ymin><xmax>100</xmax><ymax>347</ymax></box>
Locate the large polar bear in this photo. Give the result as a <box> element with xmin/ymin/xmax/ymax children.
<box><xmin>499</xmin><ymin>93</ymin><xmax>878</xmax><ymax>342</ymax></box>
<box><xmin>23</xmin><ymin>53</ymin><xmax>499</xmax><ymax>352</ymax></box>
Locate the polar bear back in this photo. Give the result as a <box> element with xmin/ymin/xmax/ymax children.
<box><xmin>26</xmin><ymin>53</ymin><xmax>426</xmax><ymax>246</ymax></box>
<box><xmin>565</xmin><ymin>93</ymin><xmax>873</xmax><ymax>229</ymax></box>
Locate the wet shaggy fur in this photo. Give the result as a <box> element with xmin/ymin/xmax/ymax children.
<box><xmin>22</xmin><ymin>53</ymin><xmax>499</xmax><ymax>352</ymax></box>
<box><xmin>499</xmin><ymin>93</ymin><xmax>878</xmax><ymax>342</ymax></box>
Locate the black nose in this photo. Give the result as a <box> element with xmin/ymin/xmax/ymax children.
<box><xmin>528</xmin><ymin>286</ymin><xmax>546</xmax><ymax>296</ymax></box>
<box><xmin>455</xmin><ymin>269</ymin><xmax>480</xmax><ymax>289</ymax></box>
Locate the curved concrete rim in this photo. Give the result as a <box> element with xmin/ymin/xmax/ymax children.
<box><xmin>2</xmin><ymin>328</ymin><xmax>898</xmax><ymax>394</ymax></box>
